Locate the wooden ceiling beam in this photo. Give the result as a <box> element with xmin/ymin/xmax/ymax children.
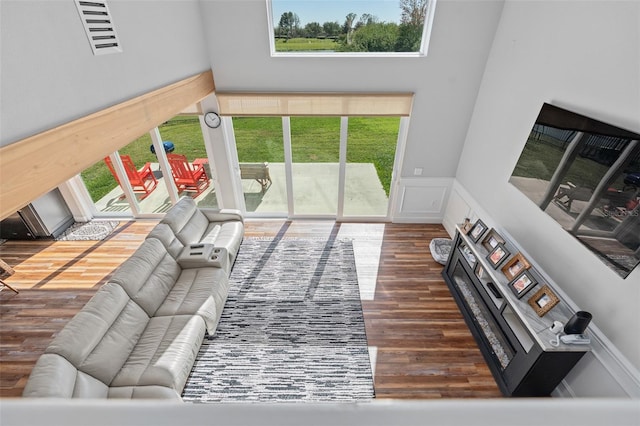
<box><xmin>0</xmin><ymin>70</ymin><xmax>215</xmax><ymax>220</ymax></box>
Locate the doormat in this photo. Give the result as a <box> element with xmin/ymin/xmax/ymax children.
<box><xmin>55</xmin><ymin>221</ymin><xmax>120</xmax><ymax>241</ymax></box>
<box><xmin>182</xmin><ymin>237</ymin><xmax>374</xmax><ymax>403</ymax></box>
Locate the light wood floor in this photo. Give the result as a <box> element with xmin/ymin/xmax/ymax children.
<box><xmin>0</xmin><ymin>220</ymin><xmax>501</xmax><ymax>399</ymax></box>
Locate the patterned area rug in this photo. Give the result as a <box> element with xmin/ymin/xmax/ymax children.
<box><xmin>182</xmin><ymin>238</ymin><xmax>374</xmax><ymax>403</ymax></box>
<box><xmin>55</xmin><ymin>221</ymin><xmax>119</xmax><ymax>241</ymax></box>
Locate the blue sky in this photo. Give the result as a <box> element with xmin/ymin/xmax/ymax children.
<box><xmin>272</xmin><ymin>0</ymin><xmax>402</xmax><ymax>26</ymax></box>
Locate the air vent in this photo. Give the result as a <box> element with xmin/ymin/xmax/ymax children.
<box><xmin>74</xmin><ymin>0</ymin><xmax>122</xmax><ymax>55</ymax></box>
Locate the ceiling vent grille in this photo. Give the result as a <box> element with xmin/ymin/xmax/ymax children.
<box><xmin>74</xmin><ymin>0</ymin><xmax>122</xmax><ymax>55</ymax></box>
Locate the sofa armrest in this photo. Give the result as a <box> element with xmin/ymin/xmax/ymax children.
<box><xmin>201</xmin><ymin>208</ymin><xmax>244</xmax><ymax>223</ymax></box>
<box><xmin>23</xmin><ymin>354</ymin><xmax>78</xmax><ymax>398</ymax></box>
<box><xmin>23</xmin><ymin>353</ymin><xmax>109</xmax><ymax>398</ymax></box>
<box><xmin>108</xmin><ymin>386</ymin><xmax>183</xmax><ymax>399</ymax></box>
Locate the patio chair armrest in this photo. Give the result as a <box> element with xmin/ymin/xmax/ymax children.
<box><xmin>186</xmin><ymin>162</ymin><xmax>204</xmax><ymax>173</ymax></box>
<box><xmin>140</xmin><ymin>163</ymin><xmax>154</xmax><ymax>173</ymax></box>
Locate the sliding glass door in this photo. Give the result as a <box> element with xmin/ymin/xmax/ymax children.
<box><xmin>229</xmin><ymin>116</ymin><xmax>401</xmax><ymax>220</ymax></box>
<box><xmin>290</xmin><ymin>117</ymin><xmax>341</xmax><ymax>216</ymax></box>
<box><xmin>343</xmin><ymin>117</ymin><xmax>400</xmax><ymax>218</ymax></box>
<box><xmin>232</xmin><ymin>117</ymin><xmax>286</xmax><ymax>215</ymax></box>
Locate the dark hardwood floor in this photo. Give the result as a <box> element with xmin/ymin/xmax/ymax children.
<box><xmin>0</xmin><ymin>219</ymin><xmax>501</xmax><ymax>399</ymax></box>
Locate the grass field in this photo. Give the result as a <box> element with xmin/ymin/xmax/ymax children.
<box><xmin>274</xmin><ymin>37</ymin><xmax>338</xmax><ymax>52</ymax></box>
<box><xmin>82</xmin><ymin>116</ymin><xmax>399</xmax><ymax>202</ymax></box>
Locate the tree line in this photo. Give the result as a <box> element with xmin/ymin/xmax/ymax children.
<box><xmin>275</xmin><ymin>0</ymin><xmax>428</xmax><ymax>52</ymax></box>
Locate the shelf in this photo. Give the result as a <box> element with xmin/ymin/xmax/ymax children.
<box><xmin>474</xmin><ymin>265</ymin><xmax>505</xmax><ymax>310</ymax></box>
<box><xmin>459</xmin><ymin>243</ymin><xmax>477</xmax><ymax>268</ymax></box>
<box><xmin>455</xmin><ymin>225</ymin><xmax>587</xmax><ymax>353</ymax></box>
<box><xmin>442</xmin><ymin>226</ymin><xmax>589</xmax><ymax>396</ymax></box>
<box><xmin>503</xmin><ymin>305</ymin><xmax>535</xmax><ymax>353</ymax></box>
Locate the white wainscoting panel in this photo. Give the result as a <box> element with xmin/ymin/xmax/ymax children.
<box><xmin>442</xmin><ymin>181</ymin><xmax>473</xmax><ymax>236</ymax></box>
<box><xmin>392</xmin><ymin>177</ymin><xmax>453</xmax><ymax>223</ymax></box>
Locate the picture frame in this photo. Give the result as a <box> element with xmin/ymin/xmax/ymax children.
<box><xmin>509</xmin><ymin>270</ymin><xmax>537</xmax><ymax>299</ymax></box>
<box><xmin>527</xmin><ymin>284</ymin><xmax>560</xmax><ymax>317</ymax></box>
<box><xmin>468</xmin><ymin>219</ymin><xmax>488</xmax><ymax>243</ymax></box>
<box><xmin>481</xmin><ymin>229</ymin><xmax>506</xmax><ymax>252</ymax></box>
<box><xmin>486</xmin><ymin>243</ymin><xmax>510</xmax><ymax>269</ymax></box>
<box><xmin>500</xmin><ymin>252</ymin><xmax>531</xmax><ymax>281</ymax></box>
<box><xmin>461</xmin><ymin>218</ymin><xmax>473</xmax><ymax>235</ymax></box>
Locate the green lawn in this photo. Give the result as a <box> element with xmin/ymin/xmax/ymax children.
<box><xmin>274</xmin><ymin>38</ymin><xmax>338</xmax><ymax>52</ymax></box>
<box><xmin>233</xmin><ymin>116</ymin><xmax>399</xmax><ymax>195</ymax></box>
<box><xmin>82</xmin><ymin>115</ymin><xmax>400</xmax><ymax>202</ymax></box>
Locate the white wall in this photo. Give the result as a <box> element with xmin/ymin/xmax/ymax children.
<box><xmin>2</xmin><ymin>399</ymin><xmax>639</xmax><ymax>426</ymax></box>
<box><xmin>449</xmin><ymin>0</ymin><xmax>640</xmax><ymax>394</ymax></box>
<box><xmin>199</xmin><ymin>0</ymin><xmax>504</xmax><ymax>180</ymax></box>
<box><xmin>0</xmin><ymin>0</ymin><xmax>211</xmax><ymax>146</ymax></box>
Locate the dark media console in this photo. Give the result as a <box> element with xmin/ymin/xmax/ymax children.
<box><xmin>442</xmin><ymin>226</ymin><xmax>589</xmax><ymax>396</ymax></box>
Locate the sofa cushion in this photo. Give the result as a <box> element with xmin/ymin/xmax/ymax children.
<box><xmin>154</xmin><ymin>267</ymin><xmax>230</xmax><ymax>333</ymax></box>
<box><xmin>161</xmin><ymin>197</ymin><xmax>208</xmax><ymax>245</ymax></box>
<box><xmin>110</xmin><ymin>314</ymin><xmax>205</xmax><ymax>392</ymax></box>
<box><xmin>109</xmin><ymin>238</ymin><xmax>182</xmax><ymax>317</ymax></box>
<box><xmin>146</xmin><ymin>223</ymin><xmax>184</xmax><ymax>259</ymax></box>
<box><xmin>44</xmin><ymin>283</ymin><xmax>149</xmax><ymax>385</ymax></box>
<box><xmin>112</xmin><ymin>238</ymin><xmax>228</xmax><ymax>334</ymax></box>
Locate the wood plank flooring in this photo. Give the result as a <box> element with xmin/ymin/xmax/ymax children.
<box><xmin>0</xmin><ymin>220</ymin><xmax>501</xmax><ymax>399</ymax></box>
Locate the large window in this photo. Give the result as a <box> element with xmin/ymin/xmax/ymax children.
<box><xmin>218</xmin><ymin>92</ymin><xmax>412</xmax><ymax>219</ymax></box>
<box><xmin>268</xmin><ymin>0</ymin><xmax>436</xmax><ymax>56</ymax></box>
<box><xmin>228</xmin><ymin>115</ymin><xmax>402</xmax><ymax>220</ymax></box>
<box><xmin>80</xmin><ymin>115</ymin><xmax>219</xmax><ymax>217</ymax></box>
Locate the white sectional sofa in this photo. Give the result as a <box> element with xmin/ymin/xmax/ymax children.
<box><xmin>22</xmin><ymin>197</ymin><xmax>244</xmax><ymax>399</ymax></box>
<box><xmin>147</xmin><ymin>197</ymin><xmax>244</xmax><ymax>272</ymax></box>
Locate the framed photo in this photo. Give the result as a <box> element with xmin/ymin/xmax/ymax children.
<box><xmin>486</xmin><ymin>243</ymin><xmax>510</xmax><ymax>269</ymax></box>
<box><xmin>527</xmin><ymin>285</ymin><xmax>560</xmax><ymax>317</ymax></box>
<box><xmin>468</xmin><ymin>219</ymin><xmax>488</xmax><ymax>243</ymax></box>
<box><xmin>461</xmin><ymin>218</ymin><xmax>473</xmax><ymax>235</ymax></box>
<box><xmin>500</xmin><ymin>252</ymin><xmax>531</xmax><ymax>281</ymax></box>
<box><xmin>481</xmin><ymin>229</ymin><xmax>505</xmax><ymax>252</ymax></box>
<box><xmin>509</xmin><ymin>270</ymin><xmax>537</xmax><ymax>299</ymax></box>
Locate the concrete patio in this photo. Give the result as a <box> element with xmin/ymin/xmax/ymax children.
<box><xmin>95</xmin><ymin>162</ymin><xmax>389</xmax><ymax>217</ymax></box>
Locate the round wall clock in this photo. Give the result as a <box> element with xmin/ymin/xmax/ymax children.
<box><xmin>204</xmin><ymin>111</ymin><xmax>221</xmax><ymax>128</ymax></box>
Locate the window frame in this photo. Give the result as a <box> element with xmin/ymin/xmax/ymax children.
<box><xmin>266</xmin><ymin>0</ymin><xmax>437</xmax><ymax>58</ymax></box>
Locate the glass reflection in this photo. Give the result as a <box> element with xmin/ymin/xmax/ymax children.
<box><xmin>509</xmin><ymin>103</ymin><xmax>640</xmax><ymax>279</ymax></box>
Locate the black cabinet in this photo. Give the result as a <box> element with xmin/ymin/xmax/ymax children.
<box><xmin>442</xmin><ymin>228</ymin><xmax>588</xmax><ymax>396</ymax></box>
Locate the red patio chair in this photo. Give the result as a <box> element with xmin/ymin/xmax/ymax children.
<box><xmin>104</xmin><ymin>155</ymin><xmax>158</xmax><ymax>199</ymax></box>
<box><xmin>167</xmin><ymin>153</ymin><xmax>210</xmax><ymax>196</ymax></box>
